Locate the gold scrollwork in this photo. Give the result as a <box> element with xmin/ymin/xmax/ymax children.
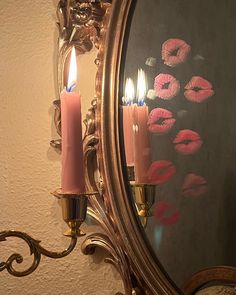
<box><xmin>0</xmin><ymin>231</ymin><xmax>77</xmax><ymax>277</ymax></box>
<box><xmin>56</xmin><ymin>0</ymin><xmax>112</xmax><ymax>96</ymax></box>
<box><xmin>51</xmin><ymin>0</ymin><xmax>112</xmax><ymax>151</ymax></box>
<box><xmin>79</xmin><ymin>3</ymin><xmax>145</xmax><ymax>294</ymax></box>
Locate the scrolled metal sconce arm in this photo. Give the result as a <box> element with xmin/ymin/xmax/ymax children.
<box><xmin>0</xmin><ymin>231</ymin><xmax>77</xmax><ymax>277</ymax></box>
<box><xmin>0</xmin><ymin>190</ymin><xmax>94</xmax><ymax>277</ymax></box>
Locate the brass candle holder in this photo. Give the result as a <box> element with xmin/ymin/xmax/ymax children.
<box><xmin>52</xmin><ymin>190</ymin><xmax>98</xmax><ymax>237</ymax></box>
<box><xmin>130</xmin><ymin>182</ymin><xmax>156</xmax><ymax>228</ymax></box>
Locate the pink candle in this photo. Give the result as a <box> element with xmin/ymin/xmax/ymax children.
<box><xmin>61</xmin><ymin>47</ymin><xmax>85</xmax><ymax>194</ymax></box>
<box><xmin>133</xmin><ymin>69</ymin><xmax>151</xmax><ymax>183</ymax></box>
<box><xmin>122</xmin><ymin>78</ymin><xmax>135</xmax><ymax>166</ymax></box>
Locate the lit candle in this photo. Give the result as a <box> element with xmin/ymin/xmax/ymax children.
<box><xmin>61</xmin><ymin>47</ymin><xmax>85</xmax><ymax>194</ymax></box>
<box><xmin>134</xmin><ymin>69</ymin><xmax>151</xmax><ymax>183</ymax></box>
<box><xmin>122</xmin><ymin>78</ymin><xmax>135</xmax><ymax>166</ymax></box>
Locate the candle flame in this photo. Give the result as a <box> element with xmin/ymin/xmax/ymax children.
<box><xmin>137</xmin><ymin>69</ymin><xmax>147</xmax><ymax>105</ymax></box>
<box><xmin>124</xmin><ymin>78</ymin><xmax>135</xmax><ymax>105</ymax></box>
<box><xmin>67</xmin><ymin>46</ymin><xmax>77</xmax><ymax>92</ymax></box>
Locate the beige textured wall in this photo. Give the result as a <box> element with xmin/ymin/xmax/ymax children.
<box><xmin>0</xmin><ymin>0</ymin><xmax>123</xmax><ymax>294</ymax></box>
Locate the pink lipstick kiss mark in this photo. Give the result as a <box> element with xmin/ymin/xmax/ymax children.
<box><xmin>162</xmin><ymin>38</ymin><xmax>191</xmax><ymax>67</ymax></box>
<box><xmin>154</xmin><ymin>201</ymin><xmax>180</xmax><ymax>226</ymax></box>
<box><xmin>173</xmin><ymin>129</ymin><xmax>203</xmax><ymax>155</ymax></box>
<box><xmin>184</xmin><ymin>76</ymin><xmax>214</xmax><ymax>103</ymax></box>
<box><xmin>182</xmin><ymin>173</ymin><xmax>208</xmax><ymax>197</ymax></box>
<box><xmin>148</xmin><ymin>108</ymin><xmax>176</xmax><ymax>134</ymax></box>
<box><xmin>154</xmin><ymin>74</ymin><xmax>180</xmax><ymax>100</ymax></box>
<box><xmin>147</xmin><ymin>160</ymin><xmax>176</xmax><ymax>185</ymax></box>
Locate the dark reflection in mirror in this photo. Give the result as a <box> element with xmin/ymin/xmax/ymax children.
<box><xmin>120</xmin><ymin>0</ymin><xmax>236</xmax><ymax>288</ymax></box>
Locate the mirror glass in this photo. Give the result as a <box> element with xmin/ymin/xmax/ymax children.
<box><xmin>120</xmin><ymin>0</ymin><xmax>236</xmax><ymax>288</ymax></box>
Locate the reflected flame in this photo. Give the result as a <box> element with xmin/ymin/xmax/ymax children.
<box><xmin>67</xmin><ymin>46</ymin><xmax>77</xmax><ymax>92</ymax></box>
<box><xmin>124</xmin><ymin>78</ymin><xmax>135</xmax><ymax>105</ymax></box>
<box><xmin>137</xmin><ymin>69</ymin><xmax>147</xmax><ymax>105</ymax></box>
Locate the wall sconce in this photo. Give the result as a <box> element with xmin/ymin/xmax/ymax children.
<box><xmin>0</xmin><ymin>0</ymin><xmax>111</xmax><ymax>278</ymax></box>
<box><xmin>0</xmin><ymin>2</ymin><xmax>150</xmax><ymax>294</ymax></box>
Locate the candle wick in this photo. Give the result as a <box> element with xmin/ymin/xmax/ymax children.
<box><xmin>123</xmin><ymin>96</ymin><xmax>134</xmax><ymax>106</ymax></box>
<box><xmin>67</xmin><ymin>82</ymin><xmax>76</xmax><ymax>92</ymax></box>
<box><xmin>137</xmin><ymin>98</ymin><xmax>145</xmax><ymax>106</ymax></box>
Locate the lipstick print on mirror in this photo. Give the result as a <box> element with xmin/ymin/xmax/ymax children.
<box><xmin>173</xmin><ymin>129</ymin><xmax>203</xmax><ymax>155</ymax></box>
<box><xmin>154</xmin><ymin>201</ymin><xmax>180</xmax><ymax>226</ymax></box>
<box><xmin>154</xmin><ymin>74</ymin><xmax>180</xmax><ymax>100</ymax></box>
<box><xmin>184</xmin><ymin>76</ymin><xmax>214</xmax><ymax>103</ymax></box>
<box><xmin>148</xmin><ymin>108</ymin><xmax>176</xmax><ymax>134</ymax></box>
<box><xmin>182</xmin><ymin>173</ymin><xmax>208</xmax><ymax>197</ymax></box>
<box><xmin>162</xmin><ymin>38</ymin><xmax>191</xmax><ymax>67</ymax></box>
<box><xmin>147</xmin><ymin>160</ymin><xmax>176</xmax><ymax>184</ymax></box>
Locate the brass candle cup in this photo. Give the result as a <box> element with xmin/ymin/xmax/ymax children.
<box><xmin>130</xmin><ymin>182</ymin><xmax>156</xmax><ymax>218</ymax></box>
<box><xmin>52</xmin><ymin>190</ymin><xmax>98</xmax><ymax>237</ymax></box>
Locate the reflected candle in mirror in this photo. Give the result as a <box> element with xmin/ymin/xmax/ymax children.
<box><xmin>122</xmin><ymin>78</ymin><xmax>135</xmax><ymax>166</ymax></box>
<box><xmin>61</xmin><ymin>47</ymin><xmax>85</xmax><ymax>194</ymax></box>
<box><xmin>134</xmin><ymin>69</ymin><xmax>151</xmax><ymax>183</ymax></box>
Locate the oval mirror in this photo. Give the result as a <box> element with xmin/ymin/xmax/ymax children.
<box><xmin>100</xmin><ymin>0</ymin><xmax>236</xmax><ymax>294</ymax></box>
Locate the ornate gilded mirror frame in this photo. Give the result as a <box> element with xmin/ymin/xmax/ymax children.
<box><xmin>97</xmin><ymin>0</ymin><xmax>181</xmax><ymax>294</ymax></box>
